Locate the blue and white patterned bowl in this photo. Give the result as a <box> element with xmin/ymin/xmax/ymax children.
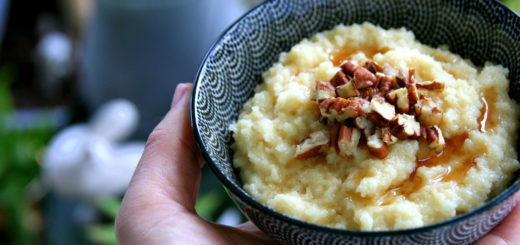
<box><xmin>191</xmin><ymin>0</ymin><xmax>520</xmax><ymax>244</ymax></box>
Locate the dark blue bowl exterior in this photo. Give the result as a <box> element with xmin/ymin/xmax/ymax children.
<box><xmin>192</xmin><ymin>0</ymin><xmax>520</xmax><ymax>244</ymax></box>
<box><xmin>230</xmin><ymin>191</ymin><xmax>518</xmax><ymax>245</ymax></box>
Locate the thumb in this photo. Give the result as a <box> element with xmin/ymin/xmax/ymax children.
<box><xmin>126</xmin><ymin>83</ymin><xmax>203</xmax><ymax>211</ymax></box>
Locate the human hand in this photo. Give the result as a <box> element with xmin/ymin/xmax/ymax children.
<box><xmin>474</xmin><ymin>191</ymin><xmax>520</xmax><ymax>245</ymax></box>
<box><xmin>115</xmin><ymin>83</ymin><xmax>277</xmax><ymax>245</ymax></box>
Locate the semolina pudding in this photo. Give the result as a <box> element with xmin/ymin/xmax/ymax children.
<box><xmin>230</xmin><ymin>22</ymin><xmax>520</xmax><ymax>230</ymax></box>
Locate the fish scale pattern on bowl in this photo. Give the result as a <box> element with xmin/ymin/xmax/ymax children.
<box><xmin>192</xmin><ymin>0</ymin><xmax>520</xmax><ymax>244</ymax></box>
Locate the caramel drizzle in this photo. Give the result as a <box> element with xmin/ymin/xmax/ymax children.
<box><xmin>478</xmin><ymin>97</ymin><xmax>489</xmax><ymax>133</ymax></box>
<box><xmin>329</xmin><ymin>46</ymin><xmax>390</xmax><ymax>66</ymax></box>
<box><xmin>378</xmin><ymin>94</ymin><xmax>497</xmax><ymax>206</ymax></box>
<box><xmin>377</xmin><ymin>133</ymin><xmax>470</xmax><ymax>206</ymax></box>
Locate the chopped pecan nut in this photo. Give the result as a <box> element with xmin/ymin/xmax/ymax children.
<box><xmin>395</xmin><ymin>70</ymin><xmax>408</xmax><ymax>87</ymax></box>
<box><xmin>425</xmin><ymin>126</ymin><xmax>445</xmax><ymax>153</ymax></box>
<box><xmin>420</xmin><ymin>126</ymin><xmax>428</xmax><ymax>140</ymax></box>
<box><xmin>367</xmin><ymin>112</ymin><xmax>391</xmax><ymax>128</ymax></box>
<box><xmin>385</xmin><ymin>88</ymin><xmax>409</xmax><ymax>113</ymax></box>
<box><xmin>408</xmin><ymin>68</ymin><xmax>416</xmax><ymax>84</ymax></box>
<box><xmin>359</xmin><ymin>87</ymin><xmax>381</xmax><ymax>100</ymax></box>
<box><xmin>329</xmin><ymin>124</ymin><xmax>341</xmax><ymax>153</ymax></box>
<box><xmin>381</xmin><ymin>64</ymin><xmax>400</xmax><ymax>89</ymax></box>
<box><xmin>354</xmin><ymin>116</ymin><xmax>369</xmax><ymax>130</ymax></box>
<box><xmin>358</xmin><ymin>97</ymin><xmax>372</xmax><ymax>113</ymax></box>
<box><xmin>315</xmin><ymin>80</ymin><xmax>336</xmax><ymax>102</ymax></box>
<box><xmin>416</xmin><ymin>80</ymin><xmax>445</xmax><ymax>90</ymax></box>
<box><xmin>415</xmin><ymin>97</ymin><xmax>443</xmax><ymax>126</ymax></box>
<box><xmin>407</xmin><ymin>83</ymin><xmax>419</xmax><ymax>106</ymax></box>
<box><xmin>336</xmin><ymin>81</ymin><xmax>360</xmax><ymax>98</ymax></box>
<box><xmin>364</xmin><ymin>61</ymin><xmax>383</xmax><ymax>74</ymax></box>
<box><xmin>330</xmin><ymin>70</ymin><xmax>349</xmax><ymax>87</ymax></box>
<box><xmin>370</xmin><ymin>96</ymin><xmax>396</xmax><ymax>121</ymax></box>
<box><xmin>354</xmin><ymin>116</ymin><xmax>375</xmax><ymax>136</ymax></box>
<box><xmin>295</xmin><ymin>131</ymin><xmax>329</xmax><ymax>160</ymax></box>
<box><xmin>381</xmin><ymin>127</ymin><xmax>398</xmax><ymax>145</ymax></box>
<box><xmin>341</xmin><ymin>61</ymin><xmax>359</xmax><ymax>75</ymax></box>
<box><xmin>308</xmin><ymin>59</ymin><xmax>448</xmax><ymax>160</ymax></box>
<box><xmin>354</xmin><ymin>67</ymin><xmax>377</xmax><ymax>89</ymax></box>
<box><xmin>395</xmin><ymin>114</ymin><xmax>421</xmax><ymax>138</ymax></box>
<box><xmin>385</xmin><ymin>88</ymin><xmax>398</xmax><ymax>104</ymax></box>
<box><xmin>377</xmin><ymin>73</ymin><xmax>392</xmax><ymax>93</ymax></box>
<box><xmin>319</xmin><ymin>97</ymin><xmax>368</xmax><ymax>123</ymax></box>
<box><xmin>338</xmin><ymin>125</ymin><xmax>361</xmax><ymax>158</ymax></box>
<box><xmin>367</xmin><ymin>129</ymin><xmax>389</xmax><ymax>159</ymax></box>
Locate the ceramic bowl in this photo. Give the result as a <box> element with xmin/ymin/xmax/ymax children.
<box><xmin>191</xmin><ymin>0</ymin><xmax>520</xmax><ymax>244</ymax></box>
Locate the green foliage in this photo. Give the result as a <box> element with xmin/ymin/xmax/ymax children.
<box><xmin>0</xmin><ymin>66</ymin><xmax>53</xmax><ymax>245</ymax></box>
<box><xmin>86</xmin><ymin>224</ymin><xmax>117</xmax><ymax>245</ymax></box>
<box><xmin>85</xmin><ymin>197</ymin><xmax>121</xmax><ymax>245</ymax></box>
<box><xmin>95</xmin><ymin>197</ymin><xmax>121</xmax><ymax>220</ymax></box>
<box><xmin>0</xmin><ymin>66</ymin><xmax>14</xmax><ymax>115</ymax></box>
<box><xmin>503</xmin><ymin>0</ymin><xmax>520</xmax><ymax>13</ymax></box>
<box><xmin>195</xmin><ymin>189</ymin><xmax>226</xmax><ymax>220</ymax></box>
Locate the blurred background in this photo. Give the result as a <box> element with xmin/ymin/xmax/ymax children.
<box><xmin>0</xmin><ymin>0</ymin><xmax>518</xmax><ymax>244</ymax></box>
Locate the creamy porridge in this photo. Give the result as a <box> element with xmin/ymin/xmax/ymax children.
<box><xmin>230</xmin><ymin>22</ymin><xmax>520</xmax><ymax>230</ymax></box>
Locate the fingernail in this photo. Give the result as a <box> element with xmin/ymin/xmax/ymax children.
<box><xmin>172</xmin><ymin>83</ymin><xmax>189</xmax><ymax>107</ymax></box>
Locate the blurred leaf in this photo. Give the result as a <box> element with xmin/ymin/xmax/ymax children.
<box><xmin>86</xmin><ymin>224</ymin><xmax>117</xmax><ymax>245</ymax></box>
<box><xmin>0</xmin><ymin>65</ymin><xmax>15</xmax><ymax>115</ymax></box>
<box><xmin>95</xmin><ymin>197</ymin><xmax>121</xmax><ymax>219</ymax></box>
<box><xmin>195</xmin><ymin>190</ymin><xmax>225</xmax><ymax>220</ymax></box>
<box><xmin>0</xmin><ymin>64</ymin><xmax>53</xmax><ymax>245</ymax></box>
<box><xmin>504</xmin><ymin>0</ymin><xmax>520</xmax><ymax>13</ymax></box>
<box><xmin>87</xmin><ymin>197</ymin><xmax>121</xmax><ymax>245</ymax></box>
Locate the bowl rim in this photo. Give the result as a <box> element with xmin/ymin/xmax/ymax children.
<box><xmin>191</xmin><ymin>0</ymin><xmax>520</xmax><ymax>237</ymax></box>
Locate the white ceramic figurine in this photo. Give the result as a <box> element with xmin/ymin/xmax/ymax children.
<box><xmin>42</xmin><ymin>99</ymin><xmax>145</xmax><ymax>200</ymax></box>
